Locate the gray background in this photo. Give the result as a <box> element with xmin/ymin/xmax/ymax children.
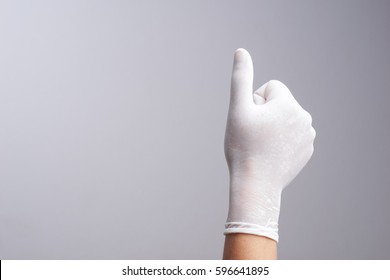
<box><xmin>0</xmin><ymin>0</ymin><xmax>389</xmax><ymax>259</ymax></box>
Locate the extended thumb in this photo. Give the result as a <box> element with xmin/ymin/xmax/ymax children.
<box><xmin>230</xmin><ymin>48</ymin><xmax>254</xmax><ymax>109</ymax></box>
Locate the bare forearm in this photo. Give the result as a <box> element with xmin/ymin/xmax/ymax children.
<box><xmin>223</xmin><ymin>233</ymin><xmax>277</xmax><ymax>260</ymax></box>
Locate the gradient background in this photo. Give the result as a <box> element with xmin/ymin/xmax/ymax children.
<box><xmin>0</xmin><ymin>0</ymin><xmax>389</xmax><ymax>259</ymax></box>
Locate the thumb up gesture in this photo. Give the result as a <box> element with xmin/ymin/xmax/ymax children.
<box><xmin>224</xmin><ymin>48</ymin><xmax>316</xmax><ymax>242</ymax></box>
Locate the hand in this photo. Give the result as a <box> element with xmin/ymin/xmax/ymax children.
<box><xmin>224</xmin><ymin>48</ymin><xmax>316</xmax><ymax>242</ymax></box>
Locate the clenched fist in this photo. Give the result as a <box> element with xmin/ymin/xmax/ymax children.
<box><xmin>224</xmin><ymin>48</ymin><xmax>316</xmax><ymax>242</ymax></box>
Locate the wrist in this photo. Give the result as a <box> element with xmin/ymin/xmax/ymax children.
<box><xmin>228</xmin><ymin>170</ymin><xmax>283</xmax><ymax>197</ymax></box>
<box><xmin>226</xmin><ymin>172</ymin><xmax>283</xmax><ymax>242</ymax></box>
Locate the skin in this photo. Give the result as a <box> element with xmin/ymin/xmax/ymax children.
<box><xmin>223</xmin><ymin>234</ymin><xmax>277</xmax><ymax>260</ymax></box>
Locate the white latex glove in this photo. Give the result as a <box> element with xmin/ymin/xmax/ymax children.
<box><xmin>224</xmin><ymin>48</ymin><xmax>316</xmax><ymax>242</ymax></box>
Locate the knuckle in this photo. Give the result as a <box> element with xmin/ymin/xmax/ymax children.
<box><xmin>268</xmin><ymin>79</ymin><xmax>283</xmax><ymax>87</ymax></box>
<box><xmin>309</xmin><ymin>144</ymin><xmax>314</xmax><ymax>158</ymax></box>
<box><xmin>311</xmin><ymin>127</ymin><xmax>316</xmax><ymax>139</ymax></box>
<box><xmin>306</xmin><ymin>112</ymin><xmax>313</xmax><ymax>124</ymax></box>
<box><xmin>300</xmin><ymin>109</ymin><xmax>313</xmax><ymax>127</ymax></box>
